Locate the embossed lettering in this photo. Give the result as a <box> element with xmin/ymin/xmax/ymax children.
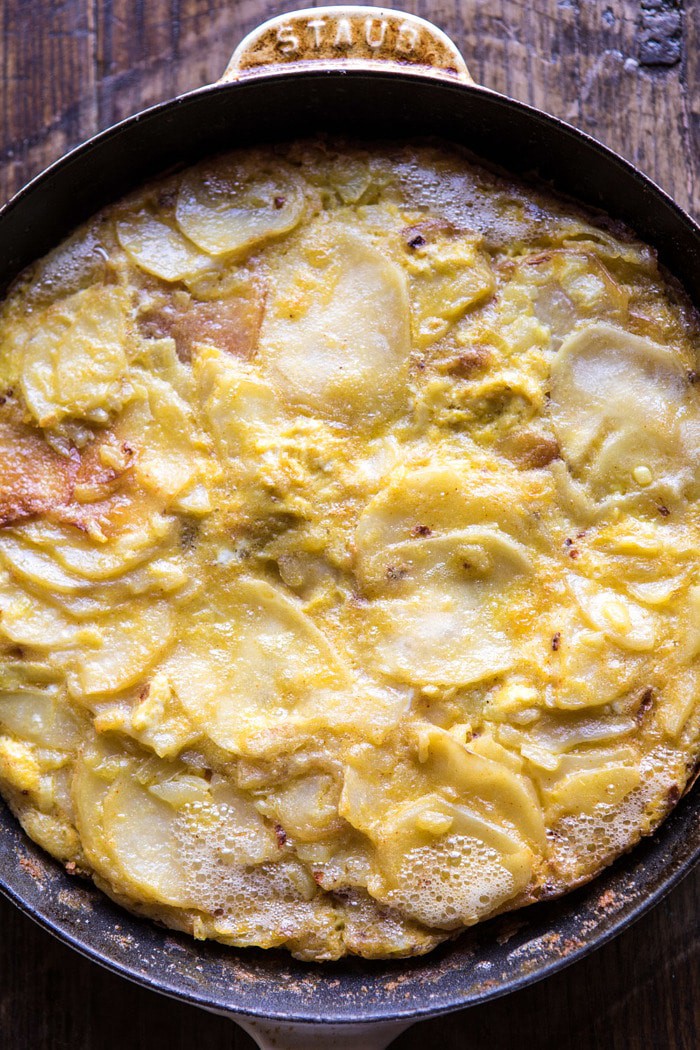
<box><xmin>306</xmin><ymin>18</ymin><xmax>326</xmax><ymax>48</ymax></box>
<box><xmin>277</xmin><ymin>25</ymin><xmax>299</xmax><ymax>54</ymax></box>
<box><xmin>334</xmin><ymin>17</ymin><xmax>353</xmax><ymax>48</ymax></box>
<box><xmin>365</xmin><ymin>17</ymin><xmax>388</xmax><ymax>49</ymax></box>
<box><xmin>396</xmin><ymin>22</ymin><xmax>420</xmax><ymax>53</ymax></box>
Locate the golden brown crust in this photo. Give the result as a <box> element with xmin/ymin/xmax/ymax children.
<box><xmin>0</xmin><ymin>401</ymin><xmax>78</xmax><ymax>527</ymax></box>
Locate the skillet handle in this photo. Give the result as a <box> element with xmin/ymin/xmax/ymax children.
<box><xmin>221</xmin><ymin>6</ymin><xmax>472</xmax><ymax>84</ymax></box>
<box><xmin>235</xmin><ymin>1016</ymin><xmax>411</xmax><ymax>1049</ymax></box>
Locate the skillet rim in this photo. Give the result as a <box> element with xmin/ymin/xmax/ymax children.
<box><xmin>0</xmin><ymin>65</ymin><xmax>699</xmax><ymax>1025</ymax></box>
<box><xmin>1</xmin><ymin>787</ymin><xmax>698</xmax><ymax>1024</ymax></box>
<box><xmin>2</xmin><ymin>69</ymin><xmax>700</xmax><ymax>281</ymax></box>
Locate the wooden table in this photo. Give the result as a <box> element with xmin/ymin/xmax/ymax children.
<box><xmin>0</xmin><ymin>1</ymin><xmax>698</xmax><ymax>1047</ymax></box>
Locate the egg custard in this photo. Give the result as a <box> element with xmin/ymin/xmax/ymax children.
<box><xmin>0</xmin><ymin>142</ymin><xmax>699</xmax><ymax>961</ymax></box>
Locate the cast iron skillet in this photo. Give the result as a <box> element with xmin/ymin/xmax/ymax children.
<box><xmin>0</xmin><ymin>9</ymin><xmax>699</xmax><ymax>1048</ymax></box>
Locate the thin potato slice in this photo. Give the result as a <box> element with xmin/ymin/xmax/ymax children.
<box><xmin>515</xmin><ymin>249</ymin><xmax>629</xmax><ymax>347</ymax></box>
<box><xmin>120</xmin><ymin>373</ymin><xmax>215</xmax><ymax>507</ymax></box>
<box><xmin>550</xmin><ymin>323</ymin><xmax>697</xmax><ymax>499</ymax></box>
<box><xmin>542</xmin><ymin>763</ymin><xmax>640</xmax><ymax>821</ymax></box>
<box><xmin>176</xmin><ymin>159</ymin><xmax>304</xmax><ymax>256</ymax></box>
<box><xmin>72</xmin><ymin>748</ymin><xmax>120</xmax><ymax>877</ymax></box>
<box><xmin>356</xmin><ymin>463</ymin><xmax>529</xmax><ymax>560</ymax></box>
<box><xmin>19</xmin><ymin>287</ymin><xmax>130</xmax><ymax>427</ymax></box>
<box><xmin>370</xmin><ymin>796</ymin><xmax>535</xmax><ymax>929</ymax></box>
<box><xmin>162</xmin><ymin>577</ymin><xmax>357</xmax><ymax>752</ymax></box>
<box><xmin>355</xmin><ymin>466</ymin><xmax>530</xmax><ymax>689</ymax></box>
<box><xmin>260</xmin><ymin>226</ymin><xmax>411</xmax><ymax>422</ymax></box>
<box><xmin>17</xmin><ymin>514</ymin><xmax>175</xmax><ymax>582</ymax></box>
<box><xmin>194</xmin><ymin>347</ymin><xmax>284</xmax><ymax>460</ymax></box>
<box><xmin>0</xmin><ymin>535</ymin><xmax>94</xmax><ymax>594</ymax></box>
<box><xmin>0</xmin><ymin>587</ymin><xmax>89</xmax><ymax>648</ymax></box>
<box><xmin>421</xmin><ymin>727</ymin><xmax>546</xmax><ymax>849</ymax></box>
<box><xmin>363</xmin><ymin>590</ymin><xmax>519</xmax><ymax>688</ymax></box>
<box><xmin>117</xmin><ymin>209</ymin><xmax>214</xmax><ymax>282</ymax></box>
<box><xmin>66</xmin><ymin>600</ymin><xmax>174</xmax><ymax>700</ymax></box>
<box><xmin>567</xmin><ymin>574</ymin><xmax>657</xmax><ymax>653</ymax></box>
<box><xmin>182</xmin><ymin>775</ymin><xmax>281</xmax><ymax>867</ymax></box>
<box><xmin>403</xmin><ymin>226</ymin><xmax>496</xmax><ymax>348</ymax></box>
<box><xmin>102</xmin><ymin>774</ymin><xmax>192</xmax><ymax>907</ymax></box>
<box><xmin>0</xmin><ymin>691</ymin><xmax>80</xmax><ymax>751</ymax></box>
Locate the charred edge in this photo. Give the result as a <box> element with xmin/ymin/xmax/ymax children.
<box><xmin>636</xmin><ymin>686</ymin><xmax>657</xmax><ymax>722</ymax></box>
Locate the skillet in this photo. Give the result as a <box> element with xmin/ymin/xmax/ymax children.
<box><xmin>0</xmin><ymin>8</ymin><xmax>698</xmax><ymax>1048</ymax></box>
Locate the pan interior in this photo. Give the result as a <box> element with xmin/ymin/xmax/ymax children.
<box><xmin>0</xmin><ymin>69</ymin><xmax>699</xmax><ymax>1020</ymax></box>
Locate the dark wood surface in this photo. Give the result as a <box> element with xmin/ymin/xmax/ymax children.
<box><xmin>0</xmin><ymin>1</ymin><xmax>699</xmax><ymax>1046</ymax></box>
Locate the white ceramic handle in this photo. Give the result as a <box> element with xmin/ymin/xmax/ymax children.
<box><xmin>221</xmin><ymin>6</ymin><xmax>472</xmax><ymax>84</ymax></box>
<box><xmin>236</xmin><ymin>1016</ymin><xmax>411</xmax><ymax>1049</ymax></box>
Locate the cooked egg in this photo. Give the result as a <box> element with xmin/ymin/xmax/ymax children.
<box><xmin>0</xmin><ymin>141</ymin><xmax>698</xmax><ymax>961</ymax></box>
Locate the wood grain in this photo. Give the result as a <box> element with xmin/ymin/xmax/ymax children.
<box><xmin>0</xmin><ymin>1</ymin><xmax>699</xmax><ymax>1048</ymax></box>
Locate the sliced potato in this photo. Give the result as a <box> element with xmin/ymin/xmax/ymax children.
<box><xmin>162</xmin><ymin>576</ymin><xmax>356</xmax><ymax>752</ymax></box>
<box><xmin>515</xmin><ymin>249</ymin><xmax>628</xmax><ymax>347</ymax></box>
<box><xmin>551</xmin><ymin>621</ymin><xmax>642</xmax><ymax>710</ymax></box>
<box><xmin>66</xmin><ymin>600</ymin><xmax>174</xmax><ymax>700</ymax></box>
<box><xmin>355</xmin><ymin>465</ymin><xmax>530</xmax><ymax>689</ymax></box>
<box><xmin>363</xmin><ymin>591</ymin><xmax>519</xmax><ymax>688</ymax></box>
<box><xmin>194</xmin><ymin>347</ymin><xmax>284</xmax><ymax>460</ymax></box>
<box><xmin>420</xmin><ymin>726</ymin><xmax>546</xmax><ymax>849</ymax></box>
<box><xmin>101</xmin><ymin>774</ymin><xmax>192</xmax><ymax>906</ymax></box>
<box><xmin>19</xmin><ymin>287</ymin><xmax>130</xmax><ymax>427</ymax></box>
<box><xmin>0</xmin><ymin>588</ymin><xmax>88</xmax><ymax>648</ymax></box>
<box><xmin>117</xmin><ymin>208</ymin><xmax>214</xmax><ymax>282</ymax></box>
<box><xmin>369</xmin><ymin>795</ymin><xmax>534</xmax><ymax>929</ymax></box>
<box><xmin>567</xmin><ymin>574</ymin><xmax>657</xmax><ymax>652</ymax></box>
<box><xmin>0</xmin><ymin>734</ymin><xmax>42</xmax><ymax>794</ymax></box>
<box><xmin>356</xmin><ymin>463</ymin><xmax>529</xmax><ymax>563</ymax></box>
<box><xmin>254</xmin><ymin>774</ymin><xmax>342</xmax><ymax>843</ymax></box>
<box><xmin>72</xmin><ymin>748</ymin><xmax>118</xmax><ymax>876</ymax></box>
<box><xmin>550</xmin><ymin>323</ymin><xmax>696</xmax><ymax>499</ymax></box>
<box><xmin>542</xmin><ymin>763</ymin><xmax>640</xmax><ymax>820</ymax></box>
<box><xmin>183</xmin><ymin>775</ymin><xmax>281</xmax><ymax>867</ymax></box>
<box><xmin>403</xmin><ymin>227</ymin><xmax>496</xmax><ymax>348</ymax></box>
<box><xmin>260</xmin><ymin>226</ymin><xmax>411</xmax><ymax>422</ymax></box>
<box><xmin>17</xmin><ymin>514</ymin><xmax>175</xmax><ymax>582</ymax></box>
<box><xmin>176</xmin><ymin>158</ymin><xmax>304</xmax><ymax>256</ymax></box>
<box><xmin>0</xmin><ymin>535</ymin><xmax>93</xmax><ymax>594</ymax></box>
<box><xmin>0</xmin><ymin>691</ymin><xmax>80</xmax><ymax>751</ymax></box>
<box><xmin>120</xmin><ymin>373</ymin><xmax>214</xmax><ymax>505</ymax></box>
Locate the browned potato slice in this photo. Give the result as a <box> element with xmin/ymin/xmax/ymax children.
<box><xmin>0</xmin><ymin>405</ymin><xmax>77</xmax><ymax>527</ymax></box>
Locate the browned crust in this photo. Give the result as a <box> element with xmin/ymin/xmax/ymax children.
<box><xmin>0</xmin><ymin>403</ymin><xmax>79</xmax><ymax>527</ymax></box>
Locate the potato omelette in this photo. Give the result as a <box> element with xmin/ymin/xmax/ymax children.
<box><xmin>0</xmin><ymin>141</ymin><xmax>699</xmax><ymax>960</ymax></box>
